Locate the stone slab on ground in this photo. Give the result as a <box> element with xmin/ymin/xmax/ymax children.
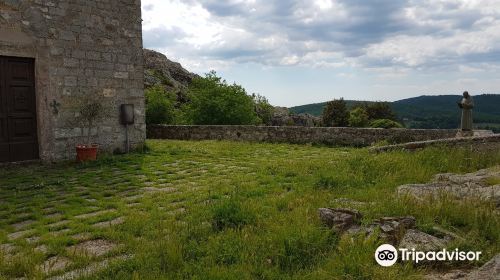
<box><xmin>0</xmin><ymin>243</ymin><xmax>16</xmax><ymax>255</ymax></box>
<box><xmin>7</xmin><ymin>229</ymin><xmax>33</xmax><ymax>240</ymax></box>
<box><xmin>142</xmin><ymin>187</ymin><xmax>178</xmax><ymax>193</ymax></box>
<box><xmin>74</xmin><ymin>209</ymin><xmax>116</xmax><ymax>219</ymax></box>
<box><xmin>92</xmin><ymin>217</ymin><xmax>125</xmax><ymax>229</ymax></box>
<box><xmin>47</xmin><ymin>220</ymin><xmax>70</xmax><ymax>229</ymax></box>
<box><xmin>11</xmin><ymin>220</ymin><xmax>35</xmax><ymax>231</ymax></box>
<box><xmin>35</xmin><ymin>244</ymin><xmax>49</xmax><ymax>254</ymax></box>
<box><xmin>48</xmin><ymin>255</ymin><xmax>131</xmax><ymax>280</ymax></box>
<box><xmin>40</xmin><ymin>256</ymin><xmax>72</xmax><ymax>275</ymax></box>
<box><xmin>68</xmin><ymin>239</ymin><xmax>117</xmax><ymax>258</ymax></box>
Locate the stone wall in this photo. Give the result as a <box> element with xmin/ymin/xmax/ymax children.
<box><xmin>147</xmin><ymin>125</ymin><xmax>459</xmax><ymax>146</ymax></box>
<box><xmin>0</xmin><ymin>0</ymin><xmax>145</xmax><ymax>161</ymax></box>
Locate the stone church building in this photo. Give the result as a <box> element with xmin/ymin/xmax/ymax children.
<box><xmin>0</xmin><ymin>0</ymin><xmax>145</xmax><ymax>162</ymax></box>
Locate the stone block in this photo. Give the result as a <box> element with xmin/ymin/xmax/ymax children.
<box><xmin>63</xmin><ymin>58</ymin><xmax>79</xmax><ymax>67</ymax></box>
<box><xmin>59</xmin><ymin>30</ymin><xmax>75</xmax><ymax>41</ymax></box>
<box><xmin>114</xmin><ymin>72</ymin><xmax>129</xmax><ymax>79</ymax></box>
<box><xmin>64</xmin><ymin>76</ymin><xmax>77</xmax><ymax>87</ymax></box>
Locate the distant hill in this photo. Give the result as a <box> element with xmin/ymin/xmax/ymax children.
<box><xmin>290</xmin><ymin>94</ymin><xmax>500</xmax><ymax>132</ymax></box>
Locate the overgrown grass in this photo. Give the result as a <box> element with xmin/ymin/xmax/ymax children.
<box><xmin>0</xmin><ymin>140</ymin><xmax>499</xmax><ymax>279</ymax></box>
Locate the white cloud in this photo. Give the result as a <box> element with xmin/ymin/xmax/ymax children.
<box><xmin>141</xmin><ymin>0</ymin><xmax>500</xmax><ymax>104</ymax></box>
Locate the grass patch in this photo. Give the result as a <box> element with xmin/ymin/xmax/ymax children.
<box><xmin>0</xmin><ymin>140</ymin><xmax>499</xmax><ymax>279</ymax></box>
<box><xmin>485</xmin><ymin>176</ymin><xmax>500</xmax><ymax>186</ymax></box>
<box><xmin>211</xmin><ymin>198</ymin><xmax>256</xmax><ymax>231</ymax></box>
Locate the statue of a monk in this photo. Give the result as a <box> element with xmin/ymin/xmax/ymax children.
<box><xmin>458</xmin><ymin>91</ymin><xmax>474</xmax><ymax>131</ymax></box>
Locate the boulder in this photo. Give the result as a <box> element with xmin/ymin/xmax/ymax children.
<box><xmin>399</xmin><ymin>229</ymin><xmax>447</xmax><ymax>251</ymax></box>
<box><xmin>467</xmin><ymin>254</ymin><xmax>500</xmax><ymax>280</ymax></box>
<box><xmin>318</xmin><ymin>208</ymin><xmax>362</xmax><ymax>232</ymax></box>
<box><xmin>366</xmin><ymin>216</ymin><xmax>416</xmax><ymax>244</ymax></box>
<box><xmin>425</xmin><ymin>254</ymin><xmax>499</xmax><ymax>280</ymax></box>
<box><xmin>424</xmin><ymin>270</ymin><xmax>471</xmax><ymax>280</ymax></box>
<box><xmin>270</xmin><ymin>107</ymin><xmax>321</xmax><ymax>127</ymax></box>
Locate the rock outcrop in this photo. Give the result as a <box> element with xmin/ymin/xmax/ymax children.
<box><xmin>397</xmin><ymin>167</ymin><xmax>500</xmax><ymax>206</ymax></box>
<box><xmin>399</xmin><ymin>229</ymin><xmax>447</xmax><ymax>252</ymax></box>
<box><xmin>365</xmin><ymin>216</ymin><xmax>417</xmax><ymax>245</ymax></box>
<box><xmin>425</xmin><ymin>254</ymin><xmax>500</xmax><ymax>280</ymax></box>
<box><xmin>270</xmin><ymin>107</ymin><xmax>321</xmax><ymax>127</ymax></box>
<box><xmin>143</xmin><ymin>49</ymin><xmax>199</xmax><ymax>101</ymax></box>
<box><xmin>318</xmin><ymin>208</ymin><xmax>362</xmax><ymax>232</ymax></box>
<box><xmin>466</xmin><ymin>254</ymin><xmax>500</xmax><ymax>280</ymax></box>
<box><xmin>318</xmin><ymin>207</ymin><xmax>451</xmax><ymax>251</ymax></box>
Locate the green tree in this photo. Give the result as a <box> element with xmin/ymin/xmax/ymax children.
<box><xmin>348</xmin><ymin>107</ymin><xmax>369</xmax><ymax>127</ymax></box>
<box><xmin>188</xmin><ymin>71</ymin><xmax>258</xmax><ymax>125</ymax></box>
<box><xmin>322</xmin><ymin>98</ymin><xmax>349</xmax><ymax>127</ymax></box>
<box><xmin>145</xmin><ymin>85</ymin><xmax>176</xmax><ymax>124</ymax></box>
<box><xmin>252</xmin><ymin>94</ymin><xmax>274</xmax><ymax>125</ymax></box>
<box><xmin>364</xmin><ymin>102</ymin><xmax>397</xmax><ymax>121</ymax></box>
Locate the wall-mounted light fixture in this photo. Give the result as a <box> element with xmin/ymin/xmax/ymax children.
<box><xmin>120</xmin><ymin>104</ymin><xmax>135</xmax><ymax>153</ymax></box>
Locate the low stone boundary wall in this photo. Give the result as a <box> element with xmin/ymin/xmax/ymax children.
<box><xmin>371</xmin><ymin>134</ymin><xmax>500</xmax><ymax>152</ymax></box>
<box><xmin>147</xmin><ymin>125</ymin><xmax>459</xmax><ymax>147</ymax></box>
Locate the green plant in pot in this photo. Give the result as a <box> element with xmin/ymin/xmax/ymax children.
<box><xmin>69</xmin><ymin>95</ymin><xmax>110</xmax><ymax>162</ymax></box>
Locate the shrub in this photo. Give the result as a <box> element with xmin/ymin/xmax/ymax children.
<box><xmin>145</xmin><ymin>85</ymin><xmax>176</xmax><ymax>124</ymax></box>
<box><xmin>188</xmin><ymin>71</ymin><xmax>259</xmax><ymax>125</ymax></box>
<box><xmin>253</xmin><ymin>94</ymin><xmax>274</xmax><ymax>125</ymax></box>
<box><xmin>348</xmin><ymin>107</ymin><xmax>369</xmax><ymax>127</ymax></box>
<box><xmin>212</xmin><ymin>198</ymin><xmax>256</xmax><ymax>231</ymax></box>
<box><xmin>369</xmin><ymin>119</ymin><xmax>404</xmax><ymax>129</ymax></box>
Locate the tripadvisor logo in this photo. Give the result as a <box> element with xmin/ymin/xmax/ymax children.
<box><xmin>374</xmin><ymin>244</ymin><xmax>482</xmax><ymax>267</ymax></box>
<box><xmin>375</xmin><ymin>244</ymin><xmax>398</xmax><ymax>267</ymax></box>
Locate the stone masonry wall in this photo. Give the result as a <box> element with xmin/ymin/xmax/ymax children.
<box><xmin>147</xmin><ymin>125</ymin><xmax>459</xmax><ymax>146</ymax></box>
<box><xmin>0</xmin><ymin>0</ymin><xmax>145</xmax><ymax>161</ymax></box>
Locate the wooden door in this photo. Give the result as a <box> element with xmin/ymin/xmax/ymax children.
<box><xmin>0</xmin><ymin>56</ymin><xmax>39</xmax><ymax>162</ymax></box>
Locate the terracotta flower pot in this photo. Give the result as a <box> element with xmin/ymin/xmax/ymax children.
<box><xmin>76</xmin><ymin>144</ymin><xmax>98</xmax><ymax>162</ymax></box>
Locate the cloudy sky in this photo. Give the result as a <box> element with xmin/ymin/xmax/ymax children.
<box><xmin>142</xmin><ymin>0</ymin><xmax>500</xmax><ymax>107</ymax></box>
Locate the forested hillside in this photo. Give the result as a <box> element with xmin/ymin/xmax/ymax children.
<box><xmin>290</xmin><ymin>95</ymin><xmax>500</xmax><ymax>131</ymax></box>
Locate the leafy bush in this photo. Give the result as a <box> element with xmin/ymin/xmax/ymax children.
<box><xmin>188</xmin><ymin>71</ymin><xmax>258</xmax><ymax>125</ymax></box>
<box><xmin>369</xmin><ymin>119</ymin><xmax>404</xmax><ymax>129</ymax></box>
<box><xmin>145</xmin><ymin>85</ymin><xmax>176</xmax><ymax>124</ymax></box>
<box><xmin>348</xmin><ymin>107</ymin><xmax>369</xmax><ymax>127</ymax></box>
<box><xmin>212</xmin><ymin>198</ymin><xmax>256</xmax><ymax>231</ymax></box>
<box><xmin>253</xmin><ymin>94</ymin><xmax>274</xmax><ymax>125</ymax></box>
